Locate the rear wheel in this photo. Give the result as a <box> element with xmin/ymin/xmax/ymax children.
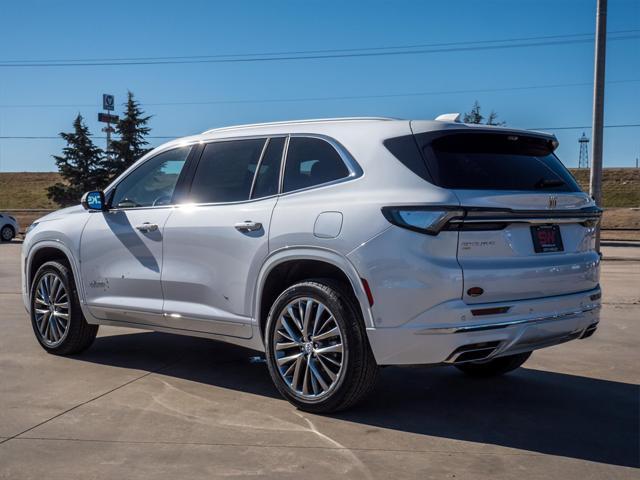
<box><xmin>30</xmin><ymin>260</ymin><xmax>98</xmax><ymax>355</ymax></box>
<box><xmin>455</xmin><ymin>351</ymin><xmax>532</xmax><ymax>377</ymax></box>
<box><xmin>265</xmin><ymin>280</ymin><xmax>378</xmax><ymax>413</ymax></box>
<box><xmin>1</xmin><ymin>225</ymin><xmax>14</xmax><ymax>242</ymax></box>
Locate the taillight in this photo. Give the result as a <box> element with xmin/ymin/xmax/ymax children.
<box><xmin>381</xmin><ymin>207</ymin><xmax>463</xmax><ymax>235</ymax></box>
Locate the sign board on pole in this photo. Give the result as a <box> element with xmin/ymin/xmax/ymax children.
<box><xmin>102</xmin><ymin>94</ymin><xmax>115</xmax><ymax>111</ymax></box>
<box><xmin>98</xmin><ymin>113</ymin><xmax>119</xmax><ymax>123</ymax></box>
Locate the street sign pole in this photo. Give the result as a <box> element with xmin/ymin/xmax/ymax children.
<box><xmin>100</xmin><ymin>94</ymin><xmax>116</xmax><ymax>164</ymax></box>
<box><xmin>98</xmin><ymin>93</ymin><xmax>118</xmax><ymax>161</ymax></box>
<box><xmin>589</xmin><ymin>0</ymin><xmax>607</xmax><ymax>253</ymax></box>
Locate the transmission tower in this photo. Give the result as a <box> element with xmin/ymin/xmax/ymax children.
<box><xmin>578</xmin><ymin>132</ymin><xmax>590</xmax><ymax>168</ymax></box>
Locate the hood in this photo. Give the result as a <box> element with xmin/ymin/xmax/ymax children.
<box><xmin>36</xmin><ymin>204</ymin><xmax>85</xmax><ymax>223</ymax></box>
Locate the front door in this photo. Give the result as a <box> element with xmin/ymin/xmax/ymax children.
<box><xmin>161</xmin><ymin>136</ymin><xmax>285</xmax><ymax>338</ymax></box>
<box><xmin>80</xmin><ymin>146</ymin><xmax>191</xmax><ymax>324</ymax></box>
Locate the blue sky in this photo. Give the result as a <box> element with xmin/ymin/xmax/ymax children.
<box><xmin>0</xmin><ymin>0</ymin><xmax>638</xmax><ymax>171</ymax></box>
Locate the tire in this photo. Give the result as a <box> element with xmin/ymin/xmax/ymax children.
<box><xmin>30</xmin><ymin>260</ymin><xmax>98</xmax><ymax>355</ymax></box>
<box><xmin>455</xmin><ymin>351</ymin><xmax>532</xmax><ymax>377</ymax></box>
<box><xmin>265</xmin><ymin>279</ymin><xmax>378</xmax><ymax>413</ymax></box>
<box><xmin>1</xmin><ymin>225</ymin><xmax>14</xmax><ymax>242</ymax></box>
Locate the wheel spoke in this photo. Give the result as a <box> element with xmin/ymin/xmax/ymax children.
<box><xmin>291</xmin><ymin>356</ymin><xmax>304</xmax><ymax>391</ymax></box>
<box><xmin>309</xmin><ymin>358</ymin><xmax>329</xmax><ymax>390</ymax></box>
<box><xmin>287</xmin><ymin>306</ymin><xmax>303</xmax><ymax>332</ymax></box>
<box><xmin>302</xmin><ymin>300</ymin><xmax>313</xmax><ymax>340</ymax></box>
<box><xmin>276</xmin><ymin>340</ymin><xmax>301</xmax><ymax>351</ymax></box>
<box><xmin>315</xmin><ymin>343</ymin><xmax>343</xmax><ymax>355</ymax></box>
<box><xmin>277</xmin><ymin>352</ymin><xmax>303</xmax><ymax>366</ymax></box>
<box><xmin>317</xmin><ymin>352</ymin><xmax>341</xmax><ymax>367</ymax></box>
<box><xmin>312</xmin><ymin>303</ymin><xmax>325</xmax><ymax>337</ymax></box>
<box><xmin>312</xmin><ymin>326</ymin><xmax>340</xmax><ymax>342</ymax></box>
<box><xmin>316</xmin><ymin>355</ymin><xmax>337</xmax><ymax>381</ymax></box>
<box><xmin>280</xmin><ymin>317</ymin><xmax>301</xmax><ymax>343</ymax></box>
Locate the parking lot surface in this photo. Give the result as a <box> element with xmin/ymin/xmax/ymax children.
<box><xmin>1</xmin><ymin>241</ymin><xmax>638</xmax><ymax>479</ymax></box>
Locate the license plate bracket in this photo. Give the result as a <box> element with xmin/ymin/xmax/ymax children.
<box><xmin>530</xmin><ymin>225</ymin><xmax>564</xmax><ymax>253</ymax></box>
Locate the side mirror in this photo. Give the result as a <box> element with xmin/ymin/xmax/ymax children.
<box><xmin>81</xmin><ymin>191</ymin><xmax>106</xmax><ymax>211</ymax></box>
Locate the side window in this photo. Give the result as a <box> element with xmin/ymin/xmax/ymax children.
<box><xmin>189</xmin><ymin>138</ymin><xmax>266</xmax><ymax>203</ymax></box>
<box><xmin>111</xmin><ymin>146</ymin><xmax>191</xmax><ymax>208</ymax></box>
<box><xmin>251</xmin><ymin>137</ymin><xmax>285</xmax><ymax>199</ymax></box>
<box><xmin>283</xmin><ymin>137</ymin><xmax>350</xmax><ymax>193</ymax></box>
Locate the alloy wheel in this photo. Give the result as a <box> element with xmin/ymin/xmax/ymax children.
<box><xmin>273</xmin><ymin>297</ymin><xmax>345</xmax><ymax>399</ymax></box>
<box><xmin>33</xmin><ymin>273</ymin><xmax>70</xmax><ymax>347</ymax></box>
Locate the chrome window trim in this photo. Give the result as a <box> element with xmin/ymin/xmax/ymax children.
<box><xmin>248</xmin><ymin>138</ymin><xmax>270</xmax><ymax>199</ymax></box>
<box><xmin>105</xmin><ymin>143</ymin><xmax>196</xmax><ymax>211</ymax></box>
<box><xmin>103</xmin><ymin>132</ymin><xmax>362</xmax><ymax>211</ymax></box>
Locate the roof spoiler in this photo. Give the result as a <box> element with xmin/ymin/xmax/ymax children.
<box><xmin>434</xmin><ymin>113</ymin><xmax>462</xmax><ymax>123</ymax></box>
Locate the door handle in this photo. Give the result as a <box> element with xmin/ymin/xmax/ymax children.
<box><xmin>234</xmin><ymin>220</ymin><xmax>262</xmax><ymax>232</ymax></box>
<box><xmin>136</xmin><ymin>222</ymin><xmax>159</xmax><ymax>233</ymax></box>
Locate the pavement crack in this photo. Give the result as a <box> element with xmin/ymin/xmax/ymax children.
<box><xmin>0</xmin><ymin>356</ymin><xmax>185</xmax><ymax>446</ymax></box>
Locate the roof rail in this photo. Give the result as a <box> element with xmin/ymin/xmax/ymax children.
<box><xmin>202</xmin><ymin>117</ymin><xmax>396</xmax><ymax>135</ymax></box>
<box><xmin>435</xmin><ymin>113</ymin><xmax>462</xmax><ymax>123</ymax></box>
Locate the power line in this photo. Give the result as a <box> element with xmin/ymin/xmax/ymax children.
<box><xmin>3</xmin><ymin>29</ymin><xmax>636</xmax><ymax>64</ymax></box>
<box><xmin>2</xmin><ymin>124</ymin><xmax>639</xmax><ymax>140</ymax></box>
<box><xmin>1</xmin><ymin>79</ymin><xmax>638</xmax><ymax>109</ymax></box>
<box><xmin>1</xmin><ymin>32</ymin><xmax>638</xmax><ymax>67</ymax></box>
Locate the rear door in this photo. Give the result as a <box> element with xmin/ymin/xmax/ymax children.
<box><xmin>414</xmin><ymin>129</ymin><xmax>601</xmax><ymax>304</ymax></box>
<box><xmin>160</xmin><ymin>136</ymin><xmax>285</xmax><ymax>338</ymax></box>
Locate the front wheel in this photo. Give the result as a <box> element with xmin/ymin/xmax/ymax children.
<box><xmin>455</xmin><ymin>351</ymin><xmax>532</xmax><ymax>377</ymax></box>
<box><xmin>30</xmin><ymin>260</ymin><xmax>99</xmax><ymax>355</ymax></box>
<box><xmin>265</xmin><ymin>280</ymin><xmax>378</xmax><ymax>413</ymax></box>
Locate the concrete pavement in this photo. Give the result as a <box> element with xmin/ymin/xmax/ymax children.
<box><xmin>1</xmin><ymin>241</ymin><xmax>638</xmax><ymax>479</ymax></box>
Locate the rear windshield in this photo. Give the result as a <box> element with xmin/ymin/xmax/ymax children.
<box><xmin>387</xmin><ymin>132</ymin><xmax>581</xmax><ymax>192</ymax></box>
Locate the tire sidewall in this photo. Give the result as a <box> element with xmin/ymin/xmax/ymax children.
<box><xmin>265</xmin><ymin>281</ymin><xmax>362</xmax><ymax>410</ymax></box>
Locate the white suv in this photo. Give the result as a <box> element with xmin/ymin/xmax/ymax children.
<box><xmin>22</xmin><ymin>117</ymin><xmax>602</xmax><ymax>412</ymax></box>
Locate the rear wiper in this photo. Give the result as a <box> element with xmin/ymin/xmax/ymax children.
<box><xmin>534</xmin><ymin>178</ymin><xmax>565</xmax><ymax>189</ymax></box>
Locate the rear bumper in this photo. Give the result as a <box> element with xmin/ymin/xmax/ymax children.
<box><xmin>366</xmin><ymin>287</ymin><xmax>601</xmax><ymax>365</ymax></box>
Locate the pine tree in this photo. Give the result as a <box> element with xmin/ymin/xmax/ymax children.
<box><xmin>47</xmin><ymin>114</ymin><xmax>108</xmax><ymax>207</ymax></box>
<box><xmin>107</xmin><ymin>91</ymin><xmax>152</xmax><ymax>177</ymax></box>
<box><xmin>463</xmin><ymin>100</ymin><xmax>506</xmax><ymax>126</ymax></box>
<box><xmin>463</xmin><ymin>101</ymin><xmax>484</xmax><ymax>124</ymax></box>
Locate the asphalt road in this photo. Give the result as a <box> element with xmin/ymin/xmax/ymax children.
<box><xmin>0</xmin><ymin>241</ymin><xmax>638</xmax><ymax>479</ymax></box>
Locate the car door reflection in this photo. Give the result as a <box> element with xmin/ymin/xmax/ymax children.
<box><xmin>103</xmin><ymin>211</ymin><xmax>160</xmax><ymax>272</ymax></box>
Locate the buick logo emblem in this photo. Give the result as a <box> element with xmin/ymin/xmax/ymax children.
<box><xmin>548</xmin><ymin>196</ymin><xmax>558</xmax><ymax>209</ymax></box>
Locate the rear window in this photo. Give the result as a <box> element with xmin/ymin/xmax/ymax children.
<box><xmin>388</xmin><ymin>132</ymin><xmax>580</xmax><ymax>192</ymax></box>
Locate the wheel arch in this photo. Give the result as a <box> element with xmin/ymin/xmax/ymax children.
<box><xmin>253</xmin><ymin>247</ymin><xmax>374</xmax><ymax>346</ymax></box>
<box><xmin>26</xmin><ymin>241</ymin><xmax>85</xmax><ymax>306</ymax></box>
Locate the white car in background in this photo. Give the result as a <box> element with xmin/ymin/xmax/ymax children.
<box><xmin>1</xmin><ymin>213</ymin><xmax>19</xmax><ymax>241</ymax></box>
<box><xmin>21</xmin><ymin>116</ymin><xmax>602</xmax><ymax>412</ymax></box>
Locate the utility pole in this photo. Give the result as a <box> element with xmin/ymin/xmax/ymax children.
<box><xmin>589</xmin><ymin>0</ymin><xmax>607</xmax><ymax>252</ymax></box>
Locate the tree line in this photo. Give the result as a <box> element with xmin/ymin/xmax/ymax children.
<box><xmin>47</xmin><ymin>91</ymin><xmax>151</xmax><ymax>206</ymax></box>
<box><xmin>47</xmin><ymin>97</ymin><xmax>503</xmax><ymax>207</ymax></box>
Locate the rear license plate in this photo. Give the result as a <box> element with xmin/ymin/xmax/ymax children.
<box><xmin>530</xmin><ymin>225</ymin><xmax>564</xmax><ymax>253</ymax></box>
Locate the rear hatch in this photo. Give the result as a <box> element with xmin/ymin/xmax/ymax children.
<box><xmin>412</xmin><ymin>126</ymin><xmax>601</xmax><ymax>304</ymax></box>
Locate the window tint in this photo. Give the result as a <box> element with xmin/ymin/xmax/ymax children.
<box><xmin>111</xmin><ymin>147</ymin><xmax>190</xmax><ymax>208</ymax></box>
<box><xmin>251</xmin><ymin>137</ymin><xmax>285</xmax><ymax>199</ymax></box>
<box><xmin>416</xmin><ymin>133</ymin><xmax>580</xmax><ymax>192</ymax></box>
<box><xmin>283</xmin><ymin>137</ymin><xmax>350</xmax><ymax>193</ymax></box>
<box><xmin>190</xmin><ymin>139</ymin><xmax>266</xmax><ymax>203</ymax></box>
